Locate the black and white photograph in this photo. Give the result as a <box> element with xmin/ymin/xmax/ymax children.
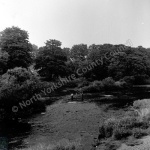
<box><xmin>0</xmin><ymin>0</ymin><xmax>150</xmax><ymax>149</ymax></box>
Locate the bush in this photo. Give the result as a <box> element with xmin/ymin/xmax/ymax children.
<box><xmin>132</xmin><ymin>99</ymin><xmax>150</xmax><ymax>123</ymax></box>
<box><xmin>99</xmin><ymin>118</ymin><xmax>117</xmax><ymax>139</ymax></box>
<box><xmin>132</xmin><ymin>128</ymin><xmax>148</xmax><ymax>139</ymax></box>
<box><xmin>134</xmin><ymin>75</ymin><xmax>149</xmax><ymax>85</ymax></box>
<box><xmin>114</xmin><ymin>81</ymin><xmax>127</xmax><ymax>88</ymax></box>
<box><xmin>78</xmin><ymin>80</ymin><xmax>90</xmax><ymax>88</ymax></box>
<box><xmin>100</xmin><ymin>140</ymin><xmax>121</xmax><ymax>150</ymax></box>
<box><xmin>0</xmin><ymin>67</ymin><xmax>45</xmax><ymax>121</ymax></box>
<box><xmin>62</xmin><ymin>78</ymin><xmax>85</xmax><ymax>88</ymax></box>
<box><xmin>81</xmin><ymin>84</ymin><xmax>100</xmax><ymax>93</ymax></box>
<box><xmin>113</xmin><ymin>127</ymin><xmax>132</xmax><ymax>140</ymax></box>
<box><xmin>81</xmin><ymin>80</ymin><xmax>104</xmax><ymax>93</ymax></box>
<box><xmin>98</xmin><ymin>115</ymin><xmax>150</xmax><ymax>141</ymax></box>
<box><xmin>92</xmin><ymin>80</ymin><xmax>104</xmax><ymax>89</ymax></box>
<box><xmin>64</xmin><ymin>78</ymin><xmax>91</xmax><ymax>89</ymax></box>
<box><xmin>121</xmin><ymin>75</ymin><xmax>149</xmax><ymax>85</ymax></box>
<box><xmin>64</xmin><ymin>80</ymin><xmax>78</xmax><ymax>88</ymax></box>
<box><xmin>102</xmin><ymin>77</ymin><xmax>115</xmax><ymax>90</ymax></box>
<box><xmin>81</xmin><ymin>78</ymin><xmax>127</xmax><ymax>93</ymax></box>
<box><xmin>120</xmin><ymin>76</ymin><xmax>135</xmax><ymax>85</ymax></box>
<box><xmin>133</xmin><ymin>99</ymin><xmax>150</xmax><ymax>110</ymax></box>
<box><xmin>116</xmin><ymin>116</ymin><xmax>141</xmax><ymax>129</ymax></box>
<box><xmin>81</xmin><ymin>77</ymin><xmax>128</xmax><ymax>93</ymax></box>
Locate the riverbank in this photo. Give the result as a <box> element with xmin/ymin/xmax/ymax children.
<box><xmin>4</xmin><ymin>86</ymin><xmax>150</xmax><ymax>150</ymax></box>
<box><xmin>8</xmin><ymin>92</ymin><xmax>131</xmax><ymax>150</ymax></box>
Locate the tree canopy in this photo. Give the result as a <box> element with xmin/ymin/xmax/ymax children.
<box><xmin>35</xmin><ymin>39</ymin><xmax>68</xmax><ymax>80</ymax></box>
<box><xmin>0</xmin><ymin>26</ymin><xmax>150</xmax><ymax>84</ymax></box>
<box><xmin>0</xmin><ymin>26</ymin><xmax>32</xmax><ymax>69</ymax></box>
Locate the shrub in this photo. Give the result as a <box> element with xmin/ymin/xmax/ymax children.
<box><xmin>64</xmin><ymin>80</ymin><xmax>78</xmax><ymax>88</ymax></box>
<box><xmin>95</xmin><ymin>77</ymin><xmax>124</xmax><ymax>91</ymax></box>
<box><xmin>113</xmin><ymin>127</ymin><xmax>132</xmax><ymax>140</ymax></box>
<box><xmin>99</xmin><ymin>117</ymin><xmax>138</xmax><ymax>140</ymax></box>
<box><xmin>65</xmin><ymin>77</ymin><xmax>91</xmax><ymax>89</ymax></box>
<box><xmin>0</xmin><ymin>67</ymin><xmax>45</xmax><ymax>121</ymax></box>
<box><xmin>81</xmin><ymin>77</ymin><xmax>128</xmax><ymax>93</ymax></box>
<box><xmin>62</xmin><ymin>78</ymin><xmax>84</xmax><ymax>88</ymax></box>
<box><xmin>103</xmin><ymin>118</ymin><xmax>117</xmax><ymax>137</ymax></box>
<box><xmin>116</xmin><ymin>116</ymin><xmax>140</xmax><ymax>129</ymax></box>
<box><xmin>101</xmin><ymin>77</ymin><xmax>116</xmax><ymax>90</ymax></box>
<box><xmin>92</xmin><ymin>80</ymin><xmax>104</xmax><ymax>90</ymax></box>
<box><xmin>78</xmin><ymin>80</ymin><xmax>90</xmax><ymax>88</ymax></box>
<box><xmin>132</xmin><ymin>128</ymin><xmax>148</xmax><ymax>139</ymax></box>
<box><xmin>98</xmin><ymin>118</ymin><xmax>117</xmax><ymax>140</ymax></box>
<box><xmin>98</xmin><ymin>115</ymin><xmax>150</xmax><ymax>141</ymax></box>
<box><xmin>120</xmin><ymin>76</ymin><xmax>135</xmax><ymax>85</ymax></box>
<box><xmin>82</xmin><ymin>80</ymin><xmax>106</xmax><ymax>93</ymax></box>
<box><xmin>133</xmin><ymin>99</ymin><xmax>150</xmax><ymax>110</ymax></box>
<box><xmin>132</xmin><ymin>99</ymin><xmax>150</xmax><ymax>122</ymax></box>
<box><xmin>114</xmin><ymin>81</ymin><xmax>127</xmax><ymax>89</ymax></box>
<box><xmin>144</xmin><ymin>78</ymin><xmax>150</xmax><ymax>85</ymax></box>
<box><xmin>101</xmin><ymin>140</ymin><xmax>121</xmax><ymax>150</ymax></box>
<box><xmin>134</xmin><ymin>75</ymin><xmax>149</xmax><ymax>85</ymax></box>
<box><xmin>98</xmin><ymin>99</ymin><xmax>150</xmax><ymax>148</ymax></box>
<box><xmin>81</xmin><ymin>84</ymin><xmax>100</xmax><ymax>93</ymax></box>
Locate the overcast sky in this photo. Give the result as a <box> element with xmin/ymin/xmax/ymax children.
<box><xmin>0</xmin><ymin>0</ymin><xmax>150</xmax><ymax>48</ymax></box>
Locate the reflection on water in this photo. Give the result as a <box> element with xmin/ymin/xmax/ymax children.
<box><xmin>4</xmin><ymin>87</ymin><xmax>150</xmax><ymax>150</ymax></box>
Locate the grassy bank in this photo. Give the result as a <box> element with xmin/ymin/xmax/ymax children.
<box><xmin>96</xmin><ymin>99</ymin><xmax>150</xmax><ymax>149</ymax></box>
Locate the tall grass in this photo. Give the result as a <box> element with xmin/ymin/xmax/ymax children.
<box><xmin>18</xmin><ymin>139</ymin><xmax>81</xmax><ymax>150</ymax></box>
<box><xmin>98</xmin><ymin>99</ymin><xmax>150</xmax><ymax>142</ymax></box>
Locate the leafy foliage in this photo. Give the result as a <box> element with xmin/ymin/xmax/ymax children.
<box><xmin>0</xmin><ymin>51</ymin><xmax>9</xmax><ymax>75</ymax></box>
<box><xmin>98</xmin><ymin>115</ymin><xmax>149</xmax><ymax>141</ymax></box>
<box><xmin>108</xmin><ymin>48</ymin><xmax>150</xmax><ymax>81</ymax></box>
<box><xmin>0</xmin><ymin>67</ymin><xmax>44</xmax><ymax>121</ymax></box>
<box><xmin>35</xmin><ymin>39</ymin><xmax>68</xmax><ymax>80</ymax></box>
<box><xmin>0</xmin><ymin>26</ymin><xmax>32</xmax><ymax>69</ymax></box>
<box><xmin>70</xmin><ymin>44</ymin><xmax>88</xmax><ymax>61</ymax></box>
<box><xmin>81</xmin><ymin>77</ymin><xmax>126</xmax><ymax>93</ymax></box>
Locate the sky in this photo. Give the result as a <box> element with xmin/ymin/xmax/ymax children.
<box><xmin>0</xmin><ymin>0</ymin><xmax>150</xmax><ymax>48</ymax></box>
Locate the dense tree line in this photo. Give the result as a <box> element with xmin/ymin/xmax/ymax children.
<box><xmin>1</xmin><ymin>26</ymin><xmax>150</xmax><ymax>82</ymax></box>
<box><xmin>1</xmin><ymin>26</ymin><xmax>150</xmax><ymax>122</ymax></box>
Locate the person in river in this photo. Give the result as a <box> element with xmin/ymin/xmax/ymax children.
<box><xmin>71</xmin><ymin>93</ymin><xmax>74</xmax><ymax>101</ymax></box>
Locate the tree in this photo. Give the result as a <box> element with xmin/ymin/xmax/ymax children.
<box><xmin>0</xmin><ymin>67</ymin><xmax>44</xmax><ymax>121</ymax></box>
<box><xmin>0</xmin><ymin>50</ymin><xmax>9</xmax><ymax>75</ymax></box>
<box><xmin>63</xmin><ymin>47</ymin><xmax>71</xmax><ymax>60</ymax></box>
<box><xmin>86</xmin><ymin>44</ymin><xmax>114</xmax><ymax>80</ymax></box>
<box><xmin>70</xmin><ymin>44</ymin><xmax>88</xmax><ymax>61</ymax></box>
<box><xmin>108</xmin><ymin>47</ymin><xmax>150</xmax><ymax>80</ymax></box>
<box><xmin>35</xmin><ymin>39</ymin><xmax>68</xmax><ymax>80</ymax></box>
<box><xmin>31</xmin><ymin>44</ymin><xmax>39</xmax><ymax>59</ymax></box>
<box><xmin>0</xmin><ymin>26</ymin><xmax>32</xmax><ymax>69</ymax></box>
